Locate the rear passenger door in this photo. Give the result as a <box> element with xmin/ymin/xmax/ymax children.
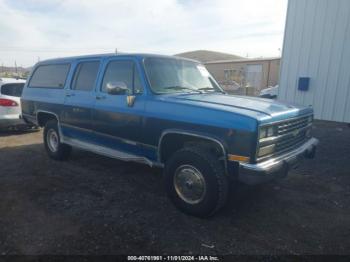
<box><xmin>61</xmin><ymin>59</ymin><xmax>101</xmax><ymax>139</ymax></box>
<box><xmin>92</xmin><ymin>58</ymin><xmax>146</xmax><ymax>155</ymax></box>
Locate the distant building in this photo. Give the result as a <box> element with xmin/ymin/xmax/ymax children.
<box><xmin>279</xmin><ymin>0</ymin><xmax>350</xmax><ymax>123</ymax></box>
<box><xmin>176</xmin><ymin>50</ymin><xmax>280</xmax><ymax>96</ymax></box>
<box><xmin>0</xmin><ymin>65</ymin><xmax>30</xmax><ymax>79</ymax></box>
<box><xmin>205</xmin><ymin>57</ymin><xmax>280</xmax><ymax>96</ymax></box>
<box><xmin>175</xmin><ymin>50</ymin><xmax>244</xmax><ymax>63</ymax></box>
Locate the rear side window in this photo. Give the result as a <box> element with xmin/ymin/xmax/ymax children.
<box><xmin>72</xmin><ymin>61</ymin><xmax>100</xmax><ymax>91</ymax></box>
<box><xmin>0</xmin><ymin>83</ymin><xmax>25</xmax><ymax>97</ymax></box>
<box><xmin>29</xmin><ymin>64</ymin><xmax>70</xmax><ymax>88</ymax></box>
<box><xmin>101</xmin><ymin>60</ymin><xmax>143</xmax><ymax>94</ymax></box>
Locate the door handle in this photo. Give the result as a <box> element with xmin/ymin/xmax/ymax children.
<box><xmin>96</xmin><ymin>95</ymin><xmax>106</xmax><ymax>100</ymax></box>
<box><xmin>66</xmin><ymin>93</ymin><xmax>75</xmax><ymax>97</ymax></box>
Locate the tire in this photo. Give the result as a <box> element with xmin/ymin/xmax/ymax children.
<box><xmin>43</xmin><ymin>119</ymin><xmax>71</xmax><ymax>160</ymax></box>
<box><xmin>164</xmin><ymin>146</ymin><xmax>229</xmax><ymax>217</ymax></box>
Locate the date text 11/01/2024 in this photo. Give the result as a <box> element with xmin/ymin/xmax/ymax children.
<box><xmin>127</xmin><ymin>255</ymin><xmax>220</xmax><ymax>261</ymax></box>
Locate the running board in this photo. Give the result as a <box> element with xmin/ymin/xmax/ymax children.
<box><xmin>62</xmin><ymin>137</ymin><xmax>163</xmax><ymax>168</ymax></box>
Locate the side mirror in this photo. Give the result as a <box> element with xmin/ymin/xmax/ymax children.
<box><xmin>106</xmin><ymin>81</ymin><xmax>128</xmax><ymax>95</ymax></box>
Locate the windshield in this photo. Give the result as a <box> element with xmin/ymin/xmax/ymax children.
<box><xmin>144</xmin><ymin>57</ymin><xmax>224</xmax><ymax>94</ymax></box>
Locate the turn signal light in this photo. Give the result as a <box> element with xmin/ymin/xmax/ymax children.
<box><xmin>228</xmin><ymin>154</ymin><xmax>250</xmax><ymax>163</ymax></box>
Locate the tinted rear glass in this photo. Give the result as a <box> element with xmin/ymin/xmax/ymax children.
<box><xmin>72</xmin><ymin>61</ymin><xmax>100</xmax><ymax>91</ymax></box>
<box><xmin>1</xmin><ymin>83</ymin><xmax>25</xmax><ymax>97</ymax></box>
<box><xmin>29</xmin><ymin>64</ymin><xmax>70</xmax><ymax>88</ymax></box>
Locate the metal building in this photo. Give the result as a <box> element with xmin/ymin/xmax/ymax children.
<box><xmin>279</xmin><ymin>0</ymin><xmax>350</xmax><ymax>123</ymax></box>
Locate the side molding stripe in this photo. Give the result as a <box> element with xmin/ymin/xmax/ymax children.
<box><xmin>60</xmin><ymin>123</ymin><xmax>157</xmax><ymax>150</ymax></box>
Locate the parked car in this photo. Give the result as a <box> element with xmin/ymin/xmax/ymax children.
<box><xmin>21</xmin><ymin>54</ymin><xmax>318</xmax><ymax>217</ymax></box>
<box><xmin>259</xmin><ymin>85</ymin><xmax>279</xmax><ymax>99</ymax></box>
<box><xmin>0</xmin><ymin>78</ymin><xmax>26</xmax><ymax>129</ymax></box>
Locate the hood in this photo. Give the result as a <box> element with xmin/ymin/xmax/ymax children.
<box><xmin>160</xmin><ymin>93</ymin><xmax>313</xmax><ymax>123</ymax></box>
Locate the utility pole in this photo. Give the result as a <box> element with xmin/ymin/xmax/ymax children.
<box><xmin>15</xmin><ymin>61</ymin><xmax>18</xmax><ymax>74</ymax></box>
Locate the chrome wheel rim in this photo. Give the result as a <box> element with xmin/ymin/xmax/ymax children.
<box><xmin>47</xmin><ymin>129</ymin><xmax>59</xmax><ymax>152</ymax></box>
<box><xmin>173</xmin><ymin>165</ymin><xmax>206</xmax><ymax>205</ymax></box>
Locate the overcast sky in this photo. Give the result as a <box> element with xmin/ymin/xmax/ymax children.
<box><xmin>0</xmin><ymin>0</ymin><xmax>288</xmax><ymax>67</ymax></box>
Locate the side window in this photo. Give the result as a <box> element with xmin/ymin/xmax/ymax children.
<box><xmin>101</xmin><ymin>60</ymin><xmax>143</xmax><ymax>94</ymax></box>
<box><xmin>72</xmin><ymin>61</ymin><xmax>100</xmax><ymax>91</ymax></box>
<box><xmin>29</xmin><ymin>64</ymin><xmax>70</xmax><ymax>88</ymax></box>
<box><xmin>0</xmin><ymin>83</ymin><xmax>24</xmax><ymax>97</ymax></box>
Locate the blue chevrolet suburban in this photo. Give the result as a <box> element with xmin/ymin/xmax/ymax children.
<box><xmin>21</xmin><ymin>53</ymin><xmax>318</xmax><ymax>217</ymax></box>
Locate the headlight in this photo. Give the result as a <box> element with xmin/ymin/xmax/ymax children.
<box><xmin>267</xmin><ymin>126</ymin><xmax>275</xmax><ymax>136</ymax></box>
<box><xmin>259</xmin><ymin>128</ymin><xmax>267</xmax><ymax>139</ymax></box>
<box><xmin>258</xmin><ymin>125</ymin><xmax>277</xmax><ymax>158</ymax></box>
<box><xmin>259</xmin><ymin>126</ymin><xmax>276</xmax><ymax>139</ymax></box>
<box><xmin>258</xmin><ymin>144</ymin><xmax>275</xmax><ymax>157</ymax></box>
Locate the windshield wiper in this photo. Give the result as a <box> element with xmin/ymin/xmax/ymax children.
<box><xmin>163</xmin><ymin>86</ymin><xmax>202</xmax><ymax>93</ymax></box>
<box><xmin>198</xmin><ymin>87</ymin><xmax>225</xmax><ymax>94</ymax></box>
<box><xmin>198</xmin><ymin>87</ymin><xmax>215</xmax><ymax>91</ymax></box>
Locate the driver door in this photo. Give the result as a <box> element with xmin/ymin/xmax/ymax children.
<box><xmin>92</xmin><ymin>58</ymin><xmax>145</xmax><ymax>155</ymax></box>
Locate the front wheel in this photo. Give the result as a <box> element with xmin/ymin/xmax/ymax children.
<box><xmin>164</xmin><ymin>146</ymin><xmax>229</xmax><ymax>217</ymax></box>
<box><xmin>43</xmin><ymin>120</ymin><xmax>71</xmax><ymax>160</ymax></box>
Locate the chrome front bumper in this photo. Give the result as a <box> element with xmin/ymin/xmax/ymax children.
<box><xmin>238</xmin><ymin>137</ymin><xmax>319</xmax><ymax>185</ymax></box>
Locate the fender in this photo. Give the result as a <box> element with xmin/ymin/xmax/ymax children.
<box><xmin>36</xmin><ymin>110</ymin><xmax>60</xmax><ymax>124</ymax></box>
<box><xmin>158</xmin><ymin>129</ymin><xmax>228</xmax><ymax>173</ymax></box>
<box><xmin>36</xmin><ymin>110</ymin><xmax>65</xmax><ymax>138</ymax></box>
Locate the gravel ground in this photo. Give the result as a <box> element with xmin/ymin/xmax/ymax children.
<box><xmin>0</xmin><ymin>121</ymin><xmax>349</xmax><ymax>255</ymax></box>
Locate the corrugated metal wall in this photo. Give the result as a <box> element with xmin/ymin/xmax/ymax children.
<box><xmin>279</xmin><ymin>0</ymin><xmax>350</xmax><ymax>123</ymax></box>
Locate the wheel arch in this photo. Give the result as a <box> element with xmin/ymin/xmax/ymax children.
<box><xmin>158</xmin><ymin>129</ymin><xmax>228</xmax><ymax>173</ymax></box>
<box><xmin>36</xmin><ymin>110</ymin><xmax>60</xmax><ymax>127</ymax></box>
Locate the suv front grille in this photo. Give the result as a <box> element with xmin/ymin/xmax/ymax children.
<box><xmin>276</xmin><ymin>126</ymin><xmax>308</xmax><ymax>153</ymax></box>
<box><xmin>277</xmin><ymin>116</ymin><xmax>310</xmax><ymax>136</ymax></box>
<box><xmin>257</xmin><ymin>115</ymin><xmax>312</xmax><ymax>161</ymax></box>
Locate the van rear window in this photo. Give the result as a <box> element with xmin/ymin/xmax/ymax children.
<box><xmin>29</xmin><ymin>64</ymin><xmax>70</xmax><ymax>88</ymax></box>
<box><xmin>0</xmin><ymin>83</ymin><xmax>25</xmax><ymax>97</ymax></box>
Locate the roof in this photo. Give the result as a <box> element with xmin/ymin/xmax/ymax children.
<box><xmin>37</xmin><ymin>52</ymin><xmax>200</xmax><ymax>65</ymax></box>
<box><xmin>39</xmin><ymin>53</ymin><xmax>116</xmax><ymax>63</ymax></box>
<box><xmin>204</xmin><ymin>57</ymin><xmax>281</xmax><ymax>65</ymax></box>
<box><xmin>175</xmin><ymin>50</ymin><xmax>244</xmax><ymax>63</ymax></box>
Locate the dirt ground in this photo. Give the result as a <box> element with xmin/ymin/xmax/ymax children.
<box><xmin>0</xmin><ymin>121</ymin><xmax>349</xmax><ymax>255</ymax></box>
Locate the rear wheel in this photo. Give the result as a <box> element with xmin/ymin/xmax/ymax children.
<box><xmin>43</xmin><ymin>120</ymin><xmax>71</xmax><ymax>160</ymax></box>
<box><xmin>164</xmin><ymin>146</ymin><xmax>229</xmax><ymax>217</ymax></box>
